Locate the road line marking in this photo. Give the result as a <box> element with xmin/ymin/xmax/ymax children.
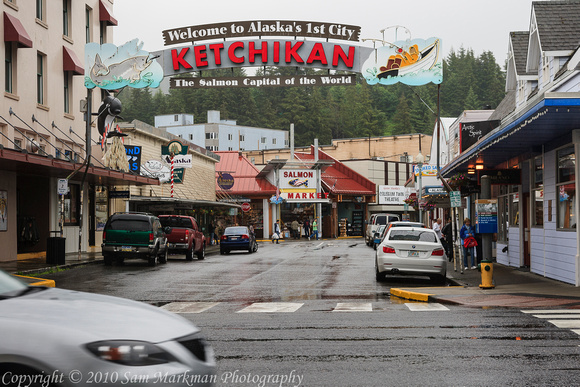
<box><xmin>533</xmin><ymin>314</ymin><xmax>580</xmax><ymax>319</ymax></box>
<box><xmin>521</xmin><ymin>310</ymin><xmax>580</xmax><ymax>314</ymax></box>
<box><xmin>161</xmin><ymin>302</ymin><xmax>220</xmax><ymax>313</ymax></box>
<box><xmin>237</xmin><ymin>302</ymin><xmax>304</xmax><ymax>313</ymax></box>
<box><xmin>547</xmin><ymin>320</ymin><xmax>580</xmax><ymax>329</ymax></box>
<box><xmin>405</xmin><ymin>303</ymin><xmax>449</xmax><ymax>311</ymax></box>
<box><xmin>572</xmin><ymin>330</ymin><xmax>580</xmax><ymax>336</ymax></box>
<box><xmin>332</xmin><ymin>302</ymin><xmax>373</xmax><ymax>312</ymax></box>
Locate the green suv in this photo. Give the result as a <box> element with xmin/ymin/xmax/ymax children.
<box><xmin>102</xmin><ymin>212</ymin><xmax>168</xmax><ymax>266</ymax></box>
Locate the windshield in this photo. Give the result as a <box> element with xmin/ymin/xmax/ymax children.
<box><xmin>389</xmin><ymin>230</ymin><xmax>438</xmax><ymax>243</ymax></box>
<box><xmin>160</xmin><ymin>217</ymin><xmax>193</xmax><ymax>228</ymax></box>
<box><xmin>107</xmin><ymin>219</ymin><xmax>150</xmax><ymax>231</ymax></box>
<box><xmin>0</xmin><ymin>269</ymin><xmax>28</xmax><ymax>296</ymax></box>
<box><xmin>224</xmin><ymin>227</ymin><xmax>248</xmax><ymax>235</ymax></box>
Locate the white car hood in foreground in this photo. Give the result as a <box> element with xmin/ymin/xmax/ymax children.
<box><xmin>0</xmin><ymin>287</ymin><xmax>197</xmax><ymax>343</ymax></box>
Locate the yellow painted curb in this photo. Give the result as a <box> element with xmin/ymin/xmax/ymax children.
<box><xmin>390</xmin><ymin>288</ymin><xmax>433</xmax><ymax>302</ymax></box>
<box><xmin>14</xmin><ymin>275</ymin><xmax>55</xmax><ymax>288</ymax></box>
<box><xmin>17</xmin><ymin>252</ymin><xmax>46</xmax><ymax>261</ymax></box>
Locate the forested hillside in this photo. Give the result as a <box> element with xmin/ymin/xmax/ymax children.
<box><xmin>117</xmin><ymin>47</ymin><xmax>505</xmax><ymax>147</ymax></box>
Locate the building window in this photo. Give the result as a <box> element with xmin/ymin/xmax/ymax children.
<box><xmin>55</xmin><ymin>149</ymin><xmax>62</xmax><ymax>159</ymax></box>
<box><xmin>65</xmin><ymin>150</ymin><xmax>72</xmax><ymax>161</ymax></box>
<box><xmin>533</xmin><ymin>156</ymin><xmax>543</xmax><ymax>226</ymax></box>
<box><xmin>64</xmin><ymin>72</ymin><xmax>71</xmax><ymax>114</ymax></box>
<box><xmin>272</xmin><ymin>138</ymin><xmax>277</xmax><ymax>145</ymax></box>
<box><xmin>557</xmin><ymin>146</ymin><xmax>576</xmax><ymax>229</ymax></box>
<box><xmin>261</xmin><ymin>137</ymin><xmax>266</xmax><ymax>144</ymax></box>
<box><xmin>228</xmin><ymin>134</ymin><xmax>233</xmax><ymax>141</ymax></box>
<box><xmin>205</xmin><ymin>132</ymin><xmax>218</xmax><ymax>140</ymax></box>
<box><xmin>14</xmin><ymin>138</ymin><xmax>22</xmax><ymax>151</ymax></box>
<box><xmin>36</xmin><ymin>0</ymin><xmax>45</xmax><ymax>21</ymax></box>
<box><xmin>239</xmin><ymin>134</ymin><xmax>245</xmax><ymax>142</ymax></box>
<box><xmin>228</xmin><ymin>147</ymin><xmax>233</xmax><ymax>151</ymax></box>
<box><xmin>86</xmin><ymin>7</ymin><xmax>92</xmax><ymax>43</ymax></box>
<box><xmin>510</xmin><ymin>189</ymin><xmax>519</xmax><ymax>227</ymax></box>
<box><xmin>63</xmin><ymin>0</ymin><xmax>71</xmax><ymax>37</ymax></box>
<box><xmin>498</xmin><ymin>195</ymin><xmax>509</xmax><ymax>242</ymax></box>
<box><xmin>174</xmin><ymin>115</ymin><xmax>179</xmax><ymax>121</ymax></box>
<box><xmin>37</xmin><ymin>53</ymin><xmax>45</xmax><ymax>105</ymax></box>
<box><xmin>189</xmin><ymin>134</ymin><xmax>193</xmax><ymax>140</ymax></box>
<box><xmin>99</xmin><ymin>21</ymin><xmax>106</xmax><ymax>44</ymax></box>
<box><xmin>5</xmin><ymin>43</ymin><xmax>13</xmax><ymax>94</ymax></box>
<box><xmin>64</xmin><ymin>184</ymin><xmax>80</xmax><ymax>226</ymax></box>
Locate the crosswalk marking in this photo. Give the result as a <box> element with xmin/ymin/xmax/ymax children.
<box><xmin>332</xmin><ymin>302</ymin><xmax>373</xmax><ymax>312</ymax></box>
<box><xmin>405</xmin><ymin>303</ymin><xmax>449</xmax><ymax>311</ymax></box>
<box><xmin>522</xmin><ymin>309</ymin><xmax>580</xmax><ymax>336</ymax></box>
<box><xmin>161</xmin><ymin>302</ymin><xmax>220</xmax><ymax>313</ymax></box>
<box><xmin>237</xmin><ymin>302</ymin><xmax>304</xmax><ymax>313</ymax></box>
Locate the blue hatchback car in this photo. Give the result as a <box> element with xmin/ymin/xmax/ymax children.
<box><xmin>220</xmin><ymin>226</ymin><xmax>258</xmax><ymax>254</ymax></box>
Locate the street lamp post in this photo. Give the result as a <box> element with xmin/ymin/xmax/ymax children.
<box><xmin>416</xmin><ymin>152</ymin><xmax>425</xmax><ymax>223</ymax></box>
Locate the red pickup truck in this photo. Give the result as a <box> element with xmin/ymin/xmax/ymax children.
<box><xmin>158</xmin><ymin>215</ymin><xmax>206</xmax><ymax>260</ymax></box>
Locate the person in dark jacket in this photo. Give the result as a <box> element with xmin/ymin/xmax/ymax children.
<box><xmin>441</xmin><ymin>217</ymin><xmax>453</xmax><ymax>261</ymax></box>
<box><xmin>460</xmin><ymin>218</ymin><xmax>476</xmax><ymax>269</ymax></box>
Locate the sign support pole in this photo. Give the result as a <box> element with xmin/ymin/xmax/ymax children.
<box><xmin>171</xmin><ymin>152</ymin><xmax>174</xmax><ymax>198</ymax></box>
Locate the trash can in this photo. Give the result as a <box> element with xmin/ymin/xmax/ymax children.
<box><xmin>47</xmin><ymin>231</ymin><xmax>66</xmax><ymax>265</ymax></box>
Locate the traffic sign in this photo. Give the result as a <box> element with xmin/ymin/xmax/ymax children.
<box><xmin>241</xmin><ymin>202</ymin><xmax>251</xmax><ymax>212</ymax></box>
<box><xmin>57</xmin><ymin>179</ymin><xmax>68</xmax><ymax>195</ymax></box>
<box><xmin>450</xmin><ymin>191</ymin><xmax>461</xmax><ymax>207</ymax></box>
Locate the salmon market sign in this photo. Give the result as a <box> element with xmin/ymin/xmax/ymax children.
<box><xmin>150</xmin><ymin>20</ymin><xmax>442</xmax><ymax>88</ymax></box>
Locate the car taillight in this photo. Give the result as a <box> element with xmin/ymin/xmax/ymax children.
<box><xmin>185</xmin><ymin>230</ymin><xmax>190</xmax><ymax>240</ymax></box>
<box><xmin>102</xmin><ymin>231</ymin><xmax>106</xmax><ymax>241</ymax></box>
<box><xmin>383</xmin><ymin>246</ymin><xmax>396</xmax><ymax>254</ymax></box>
<box><xmin>242</xmin><ymin>234</ymin><xmax>249</xmax><ymax>240</ymax></box>
<box><xmin>221</xmin><ymin>235</ymin><xmax>227</xmax><ymax>240</ymax></box>
<box><xmin>432</xmin><ymin>248</ymin><xmax>445</xmax><ymax>256</ymax></box>
<box><xmin>149</xmin><ymin>233</ymin><xmax>154</xmax><ymax>243</ymax></box>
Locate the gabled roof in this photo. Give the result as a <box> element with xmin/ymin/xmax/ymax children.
<box><xmin>510</xmin><ymin>31</ymin><xmax>531</xmax><ymax>75</ymax></box>
<box><xmin>488</xmin><ymin>90</ymin><xmax>516</xmax><ymax>121</ymax></box>
<box><xmin>533</xmin><ymin>1</ymin><xmax>580</xmax><ymax>52</ymax></box>
<box><xmin>215</xmin><ymin>151</ymin><xmax>277</xmax><ymax>195</ymax></box>
<box><xmin>295</xmin><ymin>147</ymin><xmax>375</xmax><ymax>196</ymax></box>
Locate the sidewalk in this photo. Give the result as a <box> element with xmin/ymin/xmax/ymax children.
<box><xmin>391</xmin><ymin>259</ymin><xmax>580</xmax><ymax>308</ymax></box>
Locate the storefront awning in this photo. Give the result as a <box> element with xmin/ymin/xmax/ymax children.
<box><xmin>99</xmin><ymin>0</ymin><xmax>118</xmax><ymax>26</ymax></box>
<box><xmin>4</xmin><ymin>12</ymin><xmax>32</xmax><ymax>48</ymax></box>
<box><xmin>0</xmin><ymin>147</ymin><xmax>159</xmax><ymax>186</ymax></box>
<box><xmin>442</xmin><ymin>92</ymin><xmax>580</xmax><ymax>176</ymax></box>
<box><xmin>63</xmin><ymin>46</ymin><xmax>84</xmax><ymax>75</ymax></box>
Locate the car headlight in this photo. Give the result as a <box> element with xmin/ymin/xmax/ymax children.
<box><xmin>86</xmin><ymin>341</ymin><xmax>176</xmax><ymax>366</ymax></box>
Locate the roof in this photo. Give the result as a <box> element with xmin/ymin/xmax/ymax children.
<box><xmin>215</xmin><ymin>151</ymin><xmax>277</xmax><ymax>196</ymax></box>
<box><xmin>510</xmin><ymin>31</ymin><xmax>531</xmax><ymax>75</ymax></box>
<box><xmin>533</xmin><ymin>1</ymin><xmax>580</xmax><ymax>52</ymax></box>
<box><xmin>295</xmin><ymin>147</ymin><xmax>376</xmax><ymax>196</ymax></box>
<box><xmin>488</xmin><ymin>90</ymin><xmax>517</xmax><ymax>121</ymax></box>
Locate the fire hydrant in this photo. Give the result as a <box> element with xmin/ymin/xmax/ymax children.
<box><xmin>479</xmin><ymin>260</ymin><xmax>494</xmax><ymax>289</ymax></box>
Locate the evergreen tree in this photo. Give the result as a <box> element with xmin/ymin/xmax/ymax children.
<box><xmin>391</xmin><ymin>93</ymin><xmax>413</xmax><ymax>135</ymax></box>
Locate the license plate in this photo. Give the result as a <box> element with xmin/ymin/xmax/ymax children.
<box><xmin>230</xmin><ymin>237</ymin><xmax>238</xmax><ymax>240</ymax></box>
<box><xmin>408</xmin><ymin>251</ymin><xmax>419</xmax><ymax>257</ymax></box>
<box><xmin>121</xmin><ymin>246</ymin><xmax>133</xmax><ymax>252</ymax></box>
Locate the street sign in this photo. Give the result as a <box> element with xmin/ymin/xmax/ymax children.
<box><xmin>449</xmin><ymin>191</ymin><xmax>461</xmax><ymax>207</ymax></box>
<box><xmin>241</xmin><ymin>202</ymin><xmax>251</xmax><ymax>212</ymax></box>
<box><xmin>57</xmin><ymin>179</ymin><xmax>68</xmax><ymax>195</ymax></box>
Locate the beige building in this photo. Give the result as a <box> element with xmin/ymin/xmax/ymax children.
<box><xmin>0</xmin><ymin>1</ymin><xmax>161</xmax><ymax>262</ymax></box>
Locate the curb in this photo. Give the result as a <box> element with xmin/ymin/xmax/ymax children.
<box><xmin>389</xmin><ymin>277</ymin><xmax>466</xmax><ymax>303</ymax></box>
<box><xmin>13</xmin><ymin>275</ymin><xmax>55</xmax><ymax>287</ymax></box>
<box><xmin>13</xmin><ymin>259</ymin><xmax>103</xmax><ymax>276</ymax></box>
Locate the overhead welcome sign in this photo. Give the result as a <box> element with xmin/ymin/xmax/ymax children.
<box><xmin>150</xmin><ymin>20</ymin><xmax>441</xmax><ymax>88</ymax></box>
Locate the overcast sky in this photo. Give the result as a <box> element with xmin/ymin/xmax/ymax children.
<box><xmin>113</xmin><ymin>0</ymin><xmax>535</xmax><ymax>67</ymax></box>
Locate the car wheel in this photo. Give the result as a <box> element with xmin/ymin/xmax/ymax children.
<box><xmin>430</xmin><ymin>274</ymin><xmax>446</xmax><ymax>285</ymax></box>
<box><xmin>186</xmin><ymin>246</ymin><xmax>194</xmax><ymax>261</ymax></box>
<box><xmin>375</xmin><ymin>261</ymin><xmax>385</xmax><ymax>281</ymax></box>
<box><xmin>148</xmin><ymin>248</ymin><xmax>158</xmax><ymax>266</ymax></box>
<box><xmin>159</xmin><ymin>246</ymin><xmax>168</xmax><ymax>264</ymax></box>
<box><xmin>103</xmin><ymin>254</ymin><xmax>113</xmax><ymax>266</ymax></box>
<box><xmin>253</xmin><ymin>241</ymin><xmax>259</xmax><ymax>252</ymax></box>
<box><xmin>196</xmin><ymin>243</ymin><xmax>205</xmax><ymax>260</ymax></box>
<box><xmin>116</xmin><ymin>257</ymin><xmax>125</xmax><ymax>265</ymax></box>
<box><xmin>373</xmin><ymin>243</ymin><xmax>377</xmax><ymax>250</ymax></box>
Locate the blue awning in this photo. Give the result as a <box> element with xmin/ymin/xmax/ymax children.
<box><xmin>441</xmin><ymin>93</ymin><xmax>580</xmax><ymax>176</ymax></box>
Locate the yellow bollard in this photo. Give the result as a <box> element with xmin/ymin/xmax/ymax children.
<box><xmin>479</xmin><ymin>260</ymin><xmax>494</xmax><ymax>289</ymax></box>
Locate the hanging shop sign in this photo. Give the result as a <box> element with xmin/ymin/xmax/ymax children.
<box><xmin>141</xmin><ymin>159</ymin><xmax>184</xmax><ymax>184</ymax></box>
<box><xmin>125</xmin><ymin>145</ymin><xmax>142</xmax><ymax>174</ymax></box>
<box><xmin>154</xmin><ymin>19</ymin><xmax>441</xmax><ymax>88</ymax></box>
<box><xmin>475</xmin><ymin>199</ymin><xmax>498</xmax><ymax>234</ymax></box>
<box><xmin>85</xmin><ymin>39</ymin><xmax>164</xmax><ymax>90</ymax></box>
<box><xmin>478</xmin><ymin>169</ymin><xmax>521</xmax><ymax>185</ymax></box>
<box><xmin>161</xmin><ymin>140</ymin><xmax>189</xmax><ymax>156</ymax></box>
<box><xmin>162</xmin><ymin>154</ymin><xmax>192</xmax><ymax>168</ymax></box>
<box><xmin>460</xmin><ymin>120</ymin><xmax>501</xmax><ymax>152</ymax></box>
<box><xmin>414</xmin><ymin>164</ymin><xmax>440</xmax><ymax>177</ymax></box>
<box><xmin>378</xmin><ymin>186</ymin><xmax>412</xmax><ymax>205</ymax></box>
<box><xmin>217</xmin><ymin>173</ymin><xmax>235</xmax><ymax>190</ymax></box>
<box><xmin>280</xmin><ymin>169</ymin><xmax>318</xmax><ymax>189</ymax></box>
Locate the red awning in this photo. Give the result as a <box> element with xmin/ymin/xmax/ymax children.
<box><xmin>4</xmin><ymin>12</ymin><xmax>32</xmax><ymax>48</ymax></box>
<box><xmin>99</xmin><ymin>0</ymin><xmax>118</xmax><ymax>26</ymax></box>
<box><xmin>63</xmin><ymin>46</ymin><xmax>84</xmax><ymax>75</ymax></box>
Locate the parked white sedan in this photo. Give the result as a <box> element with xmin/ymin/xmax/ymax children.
<box><xmin>375</xmin><ymin>226</ymin><xmax>447</xmax><ymax>284</ymax></box>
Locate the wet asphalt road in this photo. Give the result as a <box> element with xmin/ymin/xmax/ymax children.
<box><xmin>44</xmin><ymin>240</ymin><xmax>580</xmax><ymax>386</ymax></box>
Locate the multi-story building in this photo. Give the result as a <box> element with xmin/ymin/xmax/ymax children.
<box><xmin>0</xmin><ymin>1</ymin><xmax>159</xmax><ymax>262</ymax></box>
<box><xmin>156</xmin><ymin>111</ymin><xmax>289</xmax><ymax>152</ymax></box>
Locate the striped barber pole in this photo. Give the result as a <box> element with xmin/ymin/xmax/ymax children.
<box><xmin>171</xmin><ymin>154</ymin><xmax>174</xmax><ymax>198</ymax></box>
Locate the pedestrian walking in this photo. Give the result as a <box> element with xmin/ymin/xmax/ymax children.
<box><xmin>272</xmin><ymin>220</ymin><xmax>281</xmax><ymax>244</ymax></box>
<box><xmin>310</xmin><ymin>218</ymin><xmax>318</xmax><ymax>240</ymax></box>
<box><xmin>432</xmin><ymin>218</ymin><xmax>442</xmax><ymax>239</ymax></box>
<box><xmin>441</xmin><ymin>217</ymin><xmax>453</xmax><ymax>261</ymax></box>
<box><xmin>460</xmin><ymin>218</ymin><xmax>477</xmax><ymax>269</ymax></box>
<box><xmin>304</xmin><ymin>219</ymin><xmax>311</xmax><ymax>239</ymax></box>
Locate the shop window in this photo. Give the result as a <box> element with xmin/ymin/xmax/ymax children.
<box><xmin>557</xmin><ymin>146</ymin><xmax>576</xmax><ymax>229</ymax></box>
<box><xmin>510</xmin><ymin>192</ymin><xmax>519</xmax><ymax>227</ymax></box>
<box><xmin>64</xmin><ymin>184</ymin><xmax>80</xmax><ymax>226</ymax></box>
<box><xmin>533</xmin><ymin>156</ymin><xmax>544</xmax><ymax>226</ymax></box>
<box><xmin>498</xmin><ymin>195</ymin><xmax>509</xmax><ymax>242</ymax></box>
